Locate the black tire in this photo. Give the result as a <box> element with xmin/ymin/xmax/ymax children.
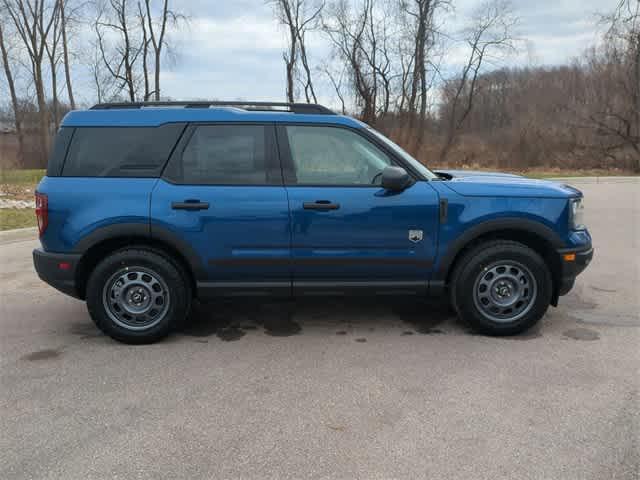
<box><xmin>86</xmin><ymin>248</ymin><xmax>191</xmax><ymax>344</ymax></box>
<box><xmin>450</xmin><ymin>240</ymin><xmax>552</xmax><ymax>336</ymax></box>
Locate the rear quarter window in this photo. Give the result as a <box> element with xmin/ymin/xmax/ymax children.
<box><xmin>61</xmin><ymin>124</ymin><xmax>185</xmax><ymax>177</ymax></box>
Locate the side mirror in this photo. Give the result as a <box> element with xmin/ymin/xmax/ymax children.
<box><xmin>381</xmin><ymin>166</ymin><xmax>412</xmax><ymax>191</ymax></box>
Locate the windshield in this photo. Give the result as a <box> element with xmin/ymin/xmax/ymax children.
<box><xmin>367</xmin><ymin>128</ymin><xmax>438</xmax><ymax>180</ymax></box>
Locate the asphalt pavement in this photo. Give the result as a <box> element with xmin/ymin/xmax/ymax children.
<box><xmin>1</xmin><ymin>179</ymin><xmax>638</xmax><ymax>479</ymax></box>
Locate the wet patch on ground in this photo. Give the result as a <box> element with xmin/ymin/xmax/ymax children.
<box><xmin>260</xmin><ymin>315</ymin><xmax>302</xmax><ymax>337</ymax></box>
<box><xmin>180</xmin><ymin>301</ymin><xmax>301</xmax><ymax>340</ymax></box>
<box><xmin>181</xmin><ymin>308</ymin><xmax>228</xmax><ymax>338</ymax></box>
<box><xmin>243</xmin><ymin>302</ymin><xmax>301</xmax><ymax>337</ymax></box>
<box><xmin>393</xmin><ymin>300</ymin><xmax>453</xmax><ymax>334</ymax></box>
<box><xmin>22</xmin><ymin>348</ymin><xmax>63</xmax><ymax>361</ymax></box>
<box><xmin>216</xmin><ymin>326</ymin><xmax>246</xmax><ymax>342</ymax></box>
<box><xmin>354</xmin><ymin>338</ymin><xmax>367</xmax><ymax>343</ymax></box>
<box><xmin>180</xmin><ymin>301</ymin><xmax>248</xmax><ymax>341</ymax></box>
<box><xmin>563</xmin><ymin>327</ymin><xmax>600</xmax><ymax>341</ymax></box>
<box><xmin>501</xmin><ymin>326</ymin><xmax>542</xmax><ymax>341</ymax></box>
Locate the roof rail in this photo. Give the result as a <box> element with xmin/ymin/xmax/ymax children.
<box><xmin>89</xmin><ymin>101</ymin><xmax>336</xmax><ymax>115</ymax></box>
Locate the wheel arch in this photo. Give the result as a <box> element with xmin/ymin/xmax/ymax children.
<box><xmin>73</xmin><ymin>223</ymin><xmax>205</xmax><ymax>299</ymax></box>
<box><xmin>438</xmin><ymin>219</ymin><xmax>565</xmax><ymax>305</ymax></box>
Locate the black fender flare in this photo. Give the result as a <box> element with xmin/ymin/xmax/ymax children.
<box><xmin>73</xmin><ymin>222</ymin><xmax>207</xmax><ymax>280</ymax></box>
<box><xmin>434</xmin><ymin>217</ymin><xmax>566</xmax><ymax>282</ymax></box>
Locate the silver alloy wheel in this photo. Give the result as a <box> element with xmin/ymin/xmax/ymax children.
<box><xmin>102</xmin><ymin>266</ymin><xmax>170</xmax><ymax>331</ymax></box>
<box><xmin>472</xmin><ymin>261</ymin><xmax>537</xmax><ymax>323</ymax></box>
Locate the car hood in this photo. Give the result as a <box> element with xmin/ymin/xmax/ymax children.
<box><xmin>434</xmin><ymin>170</ymin><xmax>580</xmax><ymax>198</ymax></box>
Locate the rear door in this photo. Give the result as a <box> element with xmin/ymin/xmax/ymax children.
<box><xmin>278</xmin><ymin>124</ymin><xmax>440</xmax><ymax>295</ymax></box>
<box><xmin>150</xmin><ymin>123</ymin><xmax>291</xmax><ymax>296</ymax></box>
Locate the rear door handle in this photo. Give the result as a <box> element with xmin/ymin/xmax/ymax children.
<box><xmin>171</xmin><ymin>200</ymin><xmax>210</xmax><ymax>211</ymax></box>
<box><xmin>303</xmin><ymin>200</ymin><xmax>340</xmax><ymax>211</ymax></box>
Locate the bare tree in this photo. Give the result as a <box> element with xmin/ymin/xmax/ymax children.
<box><xmin>270</xmin><ymin>0</ymin><xmax>323</xmax><ymax>103</ymax></box>
<box><xmin>0</xmin><ymin>18</ymin><xmax>25</xmax><ymax>166</ymax></box>
<box><xmin>322</xmin><ymin>62</ymin><xmax>347</xmax><ymax>113</ymax></box>
<box><xmin>58</xmin><ymin>0</ymin><xmax>75</xmax><ymax>109</ymax></box>
<box><xmin>324</xmin><ymin>0</ymin><xmax>399</xmax><ymax>123</ymax></box>
<box><xmin>439</xmin><ymin>0</ymin><xmax>518</xmax><ymax>161</ymax></box>
<box><xmin>398</xmin><ymin>0</ymin><xmax>449</xmax><ymax>149</ymax></box>
<box><xmin>93</xmin><ymin>0</ymin><xmax>184</xmax><ymax>103</ymax></box>
<box><xmin>88</xmin><ymin>36</ymin><xmax>114</xmax><ymax>103</ymax></box>
<box><xmin>3</xmin><ymin>0</ymin><xmax>60</xmax><ymax>162</ymax></box>
<box><xmin>144</xmin><ymin>0</ymin><xmax>183</xmax><ymax>101</ymax></box>
<box><xmin>589</xmin><ymin>0</ymin><xmax>640</xmax><ymax>170</ymax></box>
<box><xmin>42</xmin><ymin>1</ymin><xmax>62</xmax><ymax>128</ymax></box>
<box><xmin>138</xmin><ymin>1</ymin><xmax>151</xmax><ymax>100</ymax></box>
<box><xmin>94</xmin><ymin>0</ymin><xmax>143</xmax><ymax>101</ymax></box>
<box><xmin>323</xmin><ymin>0</ymin><xmax>373</xmax><ymax>122</ymax></box>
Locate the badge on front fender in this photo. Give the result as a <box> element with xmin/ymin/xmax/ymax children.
<box><xmin>408</xmin><ymin>230</ymin><xmax>423</xmax><ymax>243</ymax></box>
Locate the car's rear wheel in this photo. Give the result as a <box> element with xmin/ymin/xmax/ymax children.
<box><xmin>450</xmin><ymin>240</ymin><xmax>552</xmax><ymax>336</ymax></box>
<box><xmin>86</xmin><ymin>248</ymin><xmax>191</xmax><ymax>344</ymax></box>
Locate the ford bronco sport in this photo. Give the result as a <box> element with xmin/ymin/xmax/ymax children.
<box><xmin>33</xmin><ymin>101</ymin><xmax>593</xmax><ymax>343</ymax></box>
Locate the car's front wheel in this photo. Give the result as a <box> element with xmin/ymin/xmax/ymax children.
<box><xmin>450</xmin><ymin>240</ymin><xmax>552</xmax><ymax>336</ymax></box>
<box><xmin>86</xmin><ymin>248</ymin><xmax>191</xmax><ymax>344</ymax></box>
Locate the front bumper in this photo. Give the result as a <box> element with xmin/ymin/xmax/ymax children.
<box><xmin>556</xmin><ymin>245</ymin><xmax>594</xmax><ymax>296</ymax></box>
<box><xmin>33</xmin><ymin>248</ymin><xmax>82</xmax><ymax>299</ymax></box>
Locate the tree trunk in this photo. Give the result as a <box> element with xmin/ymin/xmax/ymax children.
<box><xmin>139</xmin><ymin>2</ymin><xmax>150</xmax><ymax>100</ymax></box>
<box><xmin>633</xmin><ymin>32</ymin><xmax>640</xmax><ymax>172</ymax></box>
<box><xmin>49</xmin><ymin>53</ymin><xmax>60</xmax><ymax>130</ymax></box>
<box><xmin>154</xmin><ymin>49</ymin><xmax>161</xmax><ymax>101</ymax></box>
<box><xmin>286</xmin><ymin>25</ymin><xmax>297</xmax><ymax>102</ymax></box>
<box><xmin>0</xmin><ymin>23</ymin><xmax>26</xmax><ymax>167</ymax></box>
<box><xmin>59</xmin><ymin>0</ymin><xmax>75</xmax><ymax>109</ymax></box>
<box><xmin>298</xmin><ymin>32</ymin><xmax>317</xmax><ymax>103</ymax></box>
<box><xmin>34</xmin><ymin>61</ymin><xmax>51</xmax><ymax>166</ymax></box>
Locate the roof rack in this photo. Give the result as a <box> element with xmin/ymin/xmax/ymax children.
<box><xmin>89</xmin><ymin>101</ymin><xmax>336</xmax><ymax>115</ymax></box>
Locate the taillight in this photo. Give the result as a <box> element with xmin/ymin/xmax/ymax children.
<box><xmin>35</xmin><ymin>192</ymin><xmax>48</xmax><ymax>237</ymax></box>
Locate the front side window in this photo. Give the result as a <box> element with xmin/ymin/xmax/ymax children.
<box><xmin>285</xmin><ymin>126</ymin><xmax>393</xmax><ymax>185</ymax></box>
<box><xmin>165</xmin><ymin>125</ymin><xmax>270</xmax><ymax>185</ymax></box>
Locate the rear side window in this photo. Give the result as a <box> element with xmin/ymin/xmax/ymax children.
<box><xmin>62</xmin><ymin>124</ymin><xmax>185</xmax><ymax>177</ymax></box>
<box><xmin>164</xmin><ymin>124</ymin><xmax>276</xmax><ymax>185</ymax></box>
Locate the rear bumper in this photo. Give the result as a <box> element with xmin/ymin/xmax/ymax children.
<box><xmin>33</xmin><ymin>249</ymin><xmax>82</xmax><ymax>299</ymax></box>
<box><xmin>557</xmin><ymin>246</ymin><xmax>594</xmax><ymax>296</ymax></box>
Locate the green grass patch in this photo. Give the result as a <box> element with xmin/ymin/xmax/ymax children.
<box><xmin>0</xmin><ymin>209</ymin><xmax>36</xmax><ymax>231</ymax></box>
<box><xmin>0</xmin><ymin>169</ymin><xmax>46</xmax><ymax>185</ymax></box>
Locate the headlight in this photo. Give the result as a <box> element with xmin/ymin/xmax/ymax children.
<box><xmin>569</xmin><ymin>198</ymin><xmax>585</xmax><ymax>230</ymax></box>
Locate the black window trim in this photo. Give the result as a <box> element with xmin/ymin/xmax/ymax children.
<box><xmin>275</xmin><ymin>122</ymin><xmax>425</xmax><ymax>188</ymax></box>
<box><xmin>48</xmin><ymin>126</ymin><xmax>76</xmax><ymax>176</ymax></box>
<box><xmin>59</xmin><ymin>122</ymin><xmax>187</xmax><ymax>178</ymax></box>
<box><xmin>161</xmin><ymin>122</ymin><xmax>283</xmax><ymax>187</ymax></box>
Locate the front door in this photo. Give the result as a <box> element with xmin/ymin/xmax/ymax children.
<box><xmin>151</xmin><ymin>123</ymin><xmax>291</xmax><ymax>296</ymax></box>
<box><xmin>277</xmin><ymin>124</ymin><xmax>440</xmax><ymax>295</ymax></box>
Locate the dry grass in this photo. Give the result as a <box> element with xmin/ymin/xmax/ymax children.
<box><xmin>0</xmin><ymin>169</ymin><xmax>45</xmax><ymax>185</ymax></box>
<box><xmin>0</xmin><ymin>209</ymin><xmax>35</xmax><ymax>231</ymax></box>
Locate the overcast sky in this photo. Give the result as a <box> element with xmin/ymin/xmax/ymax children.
<box><xmin>145</xmin><ymin>0</ymin><xmax>612</xmax><ymax>108</ymax></box>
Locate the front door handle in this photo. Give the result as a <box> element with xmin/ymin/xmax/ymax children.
<box><xmin>303</xmin><ymin>200</ymin><xmax>340</xmax><ymax>211</ymax></box>
<box><xmin>172</xmin><ymin>200</ymin><xmax>210</xmax><ymax>211</ymax></box>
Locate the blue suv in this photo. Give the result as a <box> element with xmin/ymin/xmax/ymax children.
<box><xmin>33</xmin><ymin>101</ymin><xmax>593</xmax><ymax>343</ymax></box>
